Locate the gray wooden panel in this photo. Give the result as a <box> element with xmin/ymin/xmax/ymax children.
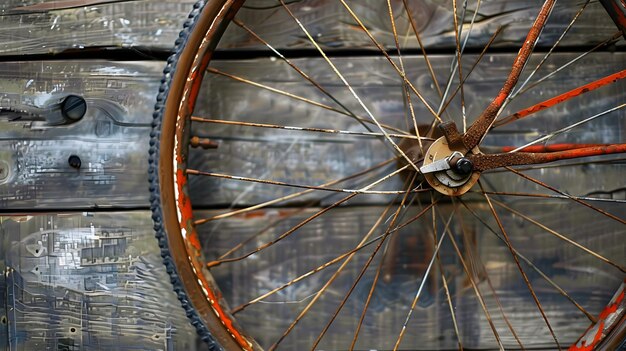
<box><xmin>0</xmin><ymin>211</ymin><xmax>200</xmax><ymax>350</ymax></box>
<box><xmin>1</xmin><ymin>0</ymin><xmax>622</xmax><ymax>56</ymax></box>
<box><xmin>221</xmin><ymin>0</ymin><xmax>623</xmax><ymax>50</ymax></box>
<box><xmin>0</xmin><ymin>0</ymin><xmax>197</xmax><ymax>55</ymax></box>
<box><xmin>0</xmin><ymin>60</ymin><xmax>164</xmax><ymax>209</ymax></box>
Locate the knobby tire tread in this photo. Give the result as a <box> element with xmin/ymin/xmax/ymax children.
<box><xmin>148</xmin><ymin>1</ymin><xmax>225</xmax><ymax>350</ymax></box>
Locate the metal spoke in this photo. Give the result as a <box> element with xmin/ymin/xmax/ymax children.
<box><xmin>439</xmin><ymin>25</ymin><xmax>503</xmax><ymax>116</ymax></box>
<box><xmin>337</xmin><ymin>0</ymin><xmax>442</xmax><ymax>123</ymax></box>
<box><xmin>195</xmin><ymin>157</ymin><xmax>397</xmax><ymax>224</ymax></box>
<box><xmin>508</xmin><ymin>104</ymin><xmax>626</xmax><ymax>153</ymax></box>
<box><xmin>309</xmin><ymin>175</ymin><xmax>419</xmax><ymax>350</ymax></box>
<box><xmin>431</xmin><ymin>195</ymin><xmax>463</xmax><ymax>350</ymax></box>
<box><xmin>349</xmin><ymin>239</ymin><xmax>391</xmax><ymax>350</ymax></box>
<box><xmin>191</xmin><ymin>117</ymin><xmax>428</xmax><ymax>140</ymax></box>
<box><xmin>436</xmin><ymin>208</ymin><xmax>506</xmax><ymax>350</ymax></box>
<box><xmin>474</xmin><ymin>189</ymin><xmax>626</xmax><ymax>204</ymax></box>
<box><xmin>187</xmin><ymin>169</ymin><xmax>425</xmax><ymax>195</ymax></box>
<box><xmin>278</xmin><ymin>0</ymin><xmax>423</xmax><ymax>172</ymax></box>
<box><xmin>232</xmin><ymin>197</ymin><xmax>400</xmax><ymax>314</ymax></box>
<box><xmin>492</xmin><ymin>198</ymin><xmax>626</xmax><ymax>272</ymax></box>
<box><xmin>507</xmin><ymin>166</ymin><xmax>626</xmax><ymax>225</ymax></box>
<box><xmin>386</xmin><ymin>0</ymin><xmax>424</xmax><ymax>148</ymax></box>
<box><xmin>207</xmin><ymin>67</ymin><xmax>409</xmax><ymax>136</ymax></box>
<box><xmin>392</xmin><ymin>212</ymin><xmax>454</xmax><ymax>351</ymax></box>
<box><xmin>454</xmin><ymin>201</ymin><xmax>525</xmax><ymax>349</ymax></box>
<box><xmin>459</xmin><ymin>198</ymin><xmax>598</xmax><ymax>323</ymax></box>
<box><xmin>269</xmin><ymin>181</ymin><xmax>433</xmax><ymax>351</ymax></box>
<box><xmin>509</xmin><ymin>0</ymin><xmax>592</xmax><ymax>101</ymax></box>
<box><xmin>494</xmin><ymin>69</ymin><xmax>626</xmax><ymax>128</ymax></box>
<box><xmin>232</xmin><ymin>18</ymin><xmax>377</xmax><ymax>134</ymax></box>
<box><xmin>401</xmin><ymin>0</ymin><xmax>442</xmax><ymax>97</ymax></box>
<box><xmin>205</xmin><ymin>164</ymin><xmax>412</xmax><ymax>268</ymax></box>
<box><xmin>452</xmin><ymin>0</ymin><xmax>468</xmax><ymax>131</ymax></box>
<box><xmin>437</xmin><ymin>0</ymin><xmax>481</xmax><ymax>118</ymax></box>
<box><xmin>508</xmin><ymin>31</ymin><xmax>623</xmax><ymax>101</ymax></box>
<box><xmin>478</xmin><ymin>181</ymin><xmax>562</xmax><ymax>350</ymax></box>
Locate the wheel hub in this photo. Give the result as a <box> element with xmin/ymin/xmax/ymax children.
<box><xmin>421</xmin><ymin>136</ymin><xmax>480</xmax><ymax>196</ymax></box>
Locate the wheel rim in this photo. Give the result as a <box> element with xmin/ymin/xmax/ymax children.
<box><xmin>151</xmin><ymin>1</ymin><xmax>626</xmax><ymax>350</ymax></box>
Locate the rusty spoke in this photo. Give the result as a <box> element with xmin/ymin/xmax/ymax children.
<box><xmin>309</xmin><ymin>175</ymin><xmax>420</xmax><ymax>351</ymax></box>
<box><xmin>207</xmin><ymin>67</ymin><xmax>409</xmax><ymax>136</ymax></box>
<box><xmin>191</xmin><ymin>117</ymin><xmax>428</xmax><ymax>141</ymax></box>
<box><xmin>439</xmin><ymin>25</ymin><xmax>503</xmax><ymax>116</ymax></box>
<box><xmin>461</xmin><ymin>0</ymin><xmax>557</xmax><ymax>150</ymax></box>
<box><xmin>268</xmin><ymin>178</ymin><xmax>430</xmax><ymax>351</ymax></box>
<box><xmin>453</xmin><ymin>200</ymin><xmax>525</xmax><ymax>349</ymax></box>
<box><xmin>437</xmin><ymin>0</ymin><xmax>482</xmax><ymax>119</ymax></box>
<box><xmin>507</xmin><ymin>166</ymin><xmax>626</xmax><ymax>226</ymax></box>
<box><xmin>494</xmin><ymin>69</ymin><xmax>626</xmax><ymax>128</ymax></box>
<box><xmin>232</xmin><ymin>194</ymin><xmax>401</xmax><ymax>315</ymax></box>
<box><xmin>386</xmin><ymin>0</ymin><xmax>424</xmax><ymax>148</ymax></box>
<box><xmin>473</xmin><ymin>189</ymin><xmax>626</xmax><ymax>204</ymax></box>
<box><xmin>392</xmin><ymin>211</ymin><xmax>454</xmax><ymax>351</ymax></box>
<box><xmin>435</xmin><ymin>210</ymin><xmax>505</xmax><ymax>351</ymax></box>
<box><xmin>508</xmin><ymin>31</ymin><xmax>623</xmax><ymax>101</ymax></box>
<box><xmin>232</xmin><ymin>18</ymin><xmax>377</xmax><ymax>134</ymax></box>
<box><xmin>401</xmin><ymin>0</ymin><xmax>442</xmax><ymax>97</ymax></box>
<box><xmin>186</xmin><ymin>169</ymin><xmax>425</xmax><ymax>195</ymax></box>
<box><xmin>509</xmin><ymin>0</ymin><xmax>592</xmax><ymax>101</ymax></box>
<box><xmin>452</xmin><ymin>0</ymin><xmax>468</xmax><ymax>131</ymax></box>
<box><xmin>478</xmin><ymin>181</ymin><xmax>562</xmax><ymax>350</ymax></box>
<box><xmin>349</xmin><ymin>238</ymin><xmax>391</xmax><ymax>350</ymax></box>
<box><xmin>278</xmin><ymin>0</ymin><xmax>424</xmax><ymax>173</ymax></box>
<box><xmin>337</xmin><ymin>0</ymin><xmax>442</xmax><ymax>123</ymax></box>
<box><xmin>492</xmin><ymin>198</ymin><xmax>626</xmax><ymax>272</ymax></box>
<box><xmin>195</xmin><ymin>157</ymin><xmax>397</xmax><ymax>224</ymax></box>
<box><xmin>459</xmin><ymin>198</ymin><xmax>598</xmax><ymax>323</ymax></box>
<box><xmin>205</xmin><ymin>164</ymin><xmax>413</xmax><ymax>268</ymax></box>
<box><xmin>431</xmin><ymin>195</ymin><xmax>463</xmax><ymax>350</ymax></box>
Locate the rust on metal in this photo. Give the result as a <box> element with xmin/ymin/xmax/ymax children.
<box><xmin>461</xmin><ymin>0</ymin><xmax>557</xmax><ymax>150</ymax></box>
<box><xmin>190</xmin><ymin>136</ymin><xmax>219</xmax><ymax>149</ymax></box>
<box><xmin>471</xmin><ymin>144</ymin><xmax>626</xmax><ymax>171</ymax></box>
<box><xmin>494</xmin><ymin>69</ymin><xmax>626</xmax><ymax>128</ymax></box>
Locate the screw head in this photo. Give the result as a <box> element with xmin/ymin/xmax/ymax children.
<box><xmin>61</xmin><ymin>95</ymin><xmax>87</xmax><ymax>121</ymax></box>
<box><xmin>454</xmin><ymin>157</ymin><xmax>473</xmax><ymax>175</ymax></box>
<box><xmin>68</xmin><ymin>155</ymin><xmax>82</xmax><ymax>169</ymax></box>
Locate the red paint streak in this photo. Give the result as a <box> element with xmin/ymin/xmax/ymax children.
<box><xmin>194</xmin><ymin>258</ymin><xmax>252</xmax><ymax>350</ymax></box>
<box><xmin>495</xmin><ymin>69</ymin><xmax>626</xmax><ymax>127</ymax></box>
<box><xmin>500</xmin><ymin>143</ymin><xmax>606</xmax><ymax>153</ymax></box>
<box><xmin>610</xmin><ymin>1</ymin><xmax>626</xmax><ymax>29</ymax></box>
<box><xmin>176</xmin><ymin>169</ymin><xmax>252</xmax><ymax>349</ymax></box>
<box><xmin>242</xmin><ymin>211</ymin><xmax>268</xmax><ymax>219</ymax></box>
<box><xmin>599</xmin><ymin>288</ymin><xmax>624</xmax><ymax>319</ymax></box>
<box><xmin>176</xmin><ymin>168</ymin><xmax>202</xmax><ymax>251</ymax></box>
<box><xmin>539</xmin><ymin>143</ymin><xmax>626</xmax><ymax>162</ymax></box>
<box><xmin>569</xmin><ymin>280</ymin><xmax>626</xmax><ymax>350</ymax></box>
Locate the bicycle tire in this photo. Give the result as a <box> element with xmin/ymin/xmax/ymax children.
<box><xmin>150</xmin><ymin>1</ymin><xmax>626</xmax><ymax>350</ymax></box>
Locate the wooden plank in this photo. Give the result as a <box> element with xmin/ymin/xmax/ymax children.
<box><xmin>0</xmin><ymin>211</ymin><xmax>200</xmax><ymax>350</ymax></box>
<box><xmin>0</xmin><ymin>60</ymin><xmax>164</xmax><ymax>209</ymax></box>
<box><xmin>0</xmin><ymin>0</ymin><xmax>622</xmax><ymax>56</ymax></box>
<box><xmin>0</xmin><ymin>0</ymin><xmax>197</xmax><ymax>55</ymax></box>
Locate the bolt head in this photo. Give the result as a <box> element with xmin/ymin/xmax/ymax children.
<box><xmin>455</xmin><ymin>158</ymin><xmax>473</xmax><ymax>175</ymax></box>
<box><xmin>61</xmin><ymin>95</ymin><xmax>87</xmax><ymax>121</ymax></box>
<box><xmin>68</xmin><ymin>155</ymin><xmax>82</xmax><ymax>169</ymax></box>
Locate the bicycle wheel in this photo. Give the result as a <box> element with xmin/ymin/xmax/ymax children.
<box><xmin>149</xmin><ymin>0</ymin><xmax>626</xmax><ymax>350</ymax></box>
